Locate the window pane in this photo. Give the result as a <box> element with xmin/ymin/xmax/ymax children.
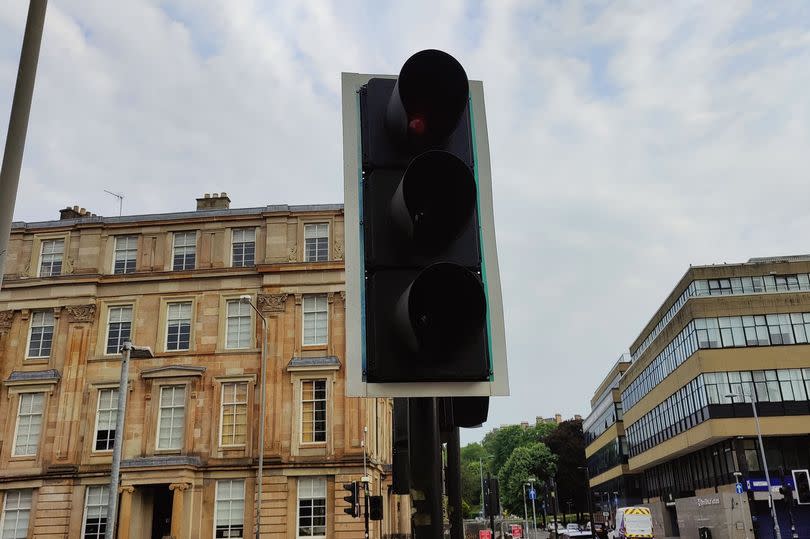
<box><xmin>13</xmin><ymin>393</ymin><xmax>44</xmax><ymax>456</ymax></box>
<box><xmin>302</xmin><ymin>295</ymin><xmax>328</xmax><ymax>345</ymax></box>
<box><xmin>83</xmin><ymin>485</ymin><xmax>109</xmax><ymax>539</ymax></box>
<box><xmin>232</xmin><ymin>228</ymin><xmax>256</xmax><ymax>268</ymax></box>
<box><xmin>27</xmin><ymin>310</ymin><xmax>54</xmax><ymax>358</ymax></box>
<box><xmin>106</xmin><ymin>306</ymin><xmax>133</xmax><ymax>354</ymax></box>
<box><xmin>94</xmin><ymin>389</ymin><xmax>118</xmax><ymax>451</ymax></box>
<box><xmin>298</xmin><ymin>477</ymin><xmax>327</xmax><ymax>537</ymax></box>
<box><xmin>301</xmin><ymin>380</ymin><xmax>327</xmax><ymax>443</ymax></box>
<box><xmin>158</xmin><ymin>386</ymin><xmax>186</xmax><ymax>449</ymax></box>
<box><xmin>113</xmin><ymin>236</ymin><xmax>138</xmax><ymax>274</ymax></box>
<box><xmin>166</xmin><ymin>302</ymin><xmax>192</xmax><ymax>351</ymax></box>
<box><xmin>39</xmin><ymin>239</ymin><xmax>65</xmax><ymax>276</ymax></box>
<box><xmin>221</xmin><ymin>382</ymin><xmax>248</xmax><ymax>446</ymax></box>
<box><xmin>226</xmin><ymin>300</ymin><xmax>251</xmax><ymax>349</ymax></box>
<box><xmin>2</xmin><ymin>490</ymin><xmax>33</xmax><ymax>539</ymax></box>
<box><xmin>215</xmin><ymin>480</ymin><xmax>245</xmax><ymax>538</ymax></box>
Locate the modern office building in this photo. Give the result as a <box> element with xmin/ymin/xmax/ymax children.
<box><xmin>584</xmin><ymin>355</ymin><xmax>643</xmax><ymax>528</ymax></box>
<box><xmin>0</xmin><ymin>194</ymin><xmax>408</xmax><ymax>538</ymax></box>
<box><xmin>585</xmin><ymin>256</ymin><xmax>810</xmax><ymax>539</ymax></box>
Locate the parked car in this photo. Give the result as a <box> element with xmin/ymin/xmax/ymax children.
<box><xmin>547</xmin><ymin>521</ymin><xmax>566</xmax><ymax>533</ymax></box>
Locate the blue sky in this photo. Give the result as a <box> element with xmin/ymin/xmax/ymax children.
<box><xmin>2</xmin><ymin>1</ymin><xmax>810</xmax><ymax>444</ymax></box>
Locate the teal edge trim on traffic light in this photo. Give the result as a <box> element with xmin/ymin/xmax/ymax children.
<box><xmin>356</xmin><ymin>90</ymin><xmax>368</xmax><ymax>380</ymax></box>
<box><xmin>468</xmin><ymin>98</ymin><xmax>495</xmax><ymax>381</ymax></box>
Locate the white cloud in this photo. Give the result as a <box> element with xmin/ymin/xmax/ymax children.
<box><xmin>2</xmin><ymin>1</ymin><xmax>809</xmax><ymax>442</ymax></box>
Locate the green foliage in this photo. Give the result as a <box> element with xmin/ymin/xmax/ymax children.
<box><xmin>481</xmin><ymin>423</ymin><xmax>558</xmax><ymax>477</ymax></box>
<box><xmin>461</xmin><ymin>460</ymin><xmax>483</xmax><ymax>506</ymax></box>
<box><xmin>459</xmin><ymin>418</ymin><xmax>584</xmax><ymax>517</ymax></box>
<box><xmin>544</xmin><ymin>419</ymin><xmax>587</xmax><ymax>515</ymax></box>
<box><xmin>461</xmin><ymin>442</ymin><xmax>487</xmax><ymax>463</ymax></box>
<box><xmin>497</xmin><ymin>442</ymin><xmax>557</xmax><ymax>515</ymax></box>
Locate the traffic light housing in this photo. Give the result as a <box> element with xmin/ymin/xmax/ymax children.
<box><xmin>342</xmin><ymin>481</ymin><xmax>359</xmax><ymax>518</ymax></box>
<box><xmin>343</xmin><ymin>49</ymin><xmax>509</xmax><ymax>397</ymax></box>
<box><xmin>794</xmin><ymin>469</ymin><xmax>810</xmax><ymax>505</ymax></box>
<box><xmin>483</xmin><ymin>476</ymin><xmax>500</xmax><ymax>518</ymax></box>
<box><xmin>369</xmin><ymin>495</ymin><xmax>384</xmax><ymax>521</ymax></box>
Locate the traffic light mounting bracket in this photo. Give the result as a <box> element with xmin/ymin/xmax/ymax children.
<box><xmin>341</xmin><ymin>71</ymin><xmax>509</xmax><ymax>398</ymax></box>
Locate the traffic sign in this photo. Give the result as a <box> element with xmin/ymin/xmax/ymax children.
<box><xmin>511</xmin><ymin>524</ymin><xmax>523</xmax><ymax>538</ymax></box>
<box><xmin>479</xmin><ymin>530</ymin><xmax>492</xmax><ymax>539</ymax></box>
<box><xmin>529</xmin><ymin>488</ymin><xmax>537</xmax><ymax>501</ymax></box>
<box><xmin>735</xmin><ymin>483</ymin><xmax>744</xmax><ymax>494</ymax></box>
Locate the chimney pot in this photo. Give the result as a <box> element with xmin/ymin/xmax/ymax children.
<box><xmin>204</xmin><ymin>193</ymin><xmax>210</xmax><ymax>198</ymax></box>
<box><xmin>73</xmin><ymin>205</ymin><xmax>79</xmax><ymax>211</ymax></box>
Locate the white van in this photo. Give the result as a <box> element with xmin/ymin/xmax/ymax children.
<box><xmin>613</xmin><ymin>507</ymin><xmax>654</xmax><ymax>538</ymax></box>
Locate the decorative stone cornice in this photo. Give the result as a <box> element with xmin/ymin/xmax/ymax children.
<box><xmin>0</xmin><ymin>310</ymin><xmax>13</xmax><ymax>332</ymax></box>
<box><xmin>288</xmin><ymin>245</ymin><xmax>298</xmax><ymax>262</ymax></box>
<box><xmin>258</xmin><ymin>293</ymin><xmax>289</xmax><ymax>313</ymax></box>
<box><xmin>65</xmin><ymin>304</ymin><xmax>96</xmax><ymax>323</ymax></box>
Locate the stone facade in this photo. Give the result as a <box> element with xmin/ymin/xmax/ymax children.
<box><xmin>0</xmin><ymin>202</ymin><xmax>410</xmax><ymax>538</ymax></box>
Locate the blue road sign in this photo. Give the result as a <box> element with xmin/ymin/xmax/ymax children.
<box><xmin>529</xmin><ymin>488</ymin><xmax>537</xmax><ymax>501</ymax></box>
<box><xmin>735</xmin><ymin>483</ymin><xmax>744</xmax><ymax>494</ymax></box>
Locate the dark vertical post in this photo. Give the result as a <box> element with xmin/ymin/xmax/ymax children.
<box><xmin>488</xmin><ymin>472</ymin><xmax>496</xmax><ymax>537</ymax></box>
<box><xmin>447</xmin><ymin>426</ymin><xmax>464</xmax><ymax>539</ymax></box>
<box><xmin>409</xmin><ymin>397</ymin><xmax>443</xmax><ymax>539</ymax></box>
<box><xmin>364</xmin><ymin>481</ymin><xmax>370</xmax><ymax>539</ymax></box>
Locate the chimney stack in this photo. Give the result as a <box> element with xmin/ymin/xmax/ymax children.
<box><xmin>196</xmin><ymin>192</ymin><xmax>231</xmax><ymax>211</ymax></box>
<box><xmin>60</xmin><ymin>206</ymin><xmax>96</xmax><ymax>220</ymax></box>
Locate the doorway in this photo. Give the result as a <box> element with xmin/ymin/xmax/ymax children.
<box><xmin>143</xmin><ymin>485</ymin><xmax>173</xmax><ymax>539</ymax></box>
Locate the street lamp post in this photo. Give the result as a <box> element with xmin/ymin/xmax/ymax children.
<box><xmin>241</xmin><ymin>296</ymin><xmax>268</xmax><ymax>539</ymax></box>
<box><xmin>726</xmin><ymin>390</ymin><xmax>782</xmax><ymax>539</ymax></box>
<box><xmin>528</xmin><ymin>479</ymin><xmax>538</xmax><ymax>537</ymax></box>
<box><xmin>522</xmin><ymin>483</ymin><xmax>529</xmax><ymax>536</ymax></box>
<box><xmin>0</xmin><ymin>0</ymin><xmax>48</xmax><ymax>292</ymax></box>
<box><xmin>106</xmin><ymin>342</ymin><xmax>153</xmax><ymax>539</ymax></box>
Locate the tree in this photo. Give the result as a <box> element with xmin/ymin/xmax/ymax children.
<box><xmin>461</xmin><ymin>442</ymin><xmax>487</xmax><ymax>463</ymax></box>
<box><xmin>544</xmin><ymin>419</ymin><xmax>588</xmax><ymax>518</ymax></box>
<box><xmin>461</xmin><ymin>460</ymin><xmax>483</xmax><ymax>508</ymax></box>
<box><xmin>497</xmin><ymin>442</ymin><xmax>557</xmax><ymax>516</ymax></box>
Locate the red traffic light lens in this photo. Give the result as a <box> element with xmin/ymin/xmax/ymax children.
<box><xmin>408</xmin><ymin>115</ymin><xmax>427</xmax><ymax>136</ymax></box>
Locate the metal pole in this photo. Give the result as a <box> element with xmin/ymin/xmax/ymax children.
<box><xmin>487</xmin><ymin>472</ymin><xmax>496</xmax><ymax>539</ymax></box>
<box><xmin>447</xmin><ymin>426</ymin><xmax>463</xmax><ymax>539</ymax></box>
<box><xmin>530</xmin><ymin>483</ymin><xmax>538</xmax><ymax>537</ymax></box>
<box><xmin>480</xmin><ymin>459</ymin><xmax>485</xmax><ymax>517</ymax></box>
<box><xmin>751</xmin><ymin>391</ymin><xmax>782</xmax><ymax>539</ymax></box>
<box><xmin>409</xmin><ymin>397</ymin><xmax>442</xmax><ymax>539</ymax></box>
<box><xmin>0</xmin><ymin>0</ymin><xmax>47</xmax><ymax>290</ymax></box>
<box><xmin>105</xmin><ymin>343</ymin><xmax>131</xmax><ymax>539</ymax></box>
<box><xmin>523</xmin><ymin>483</ymin><xmax>529</xmax><ymax>536</ymax></box>
<box><xmin>243</xmin><ymin>299</ymin><xmax>268</xmax><ymax>539</ymax></box>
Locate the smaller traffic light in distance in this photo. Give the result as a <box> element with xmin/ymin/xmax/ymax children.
<box><xmin>483</xmin><ymin>477</ymin><xmax>500</xmax><ymax>517</ymax></box>
<box><xmin>342</xmin><ymin>481</ymin><xmax>359</xmax><ymax>517</ymax></box>
<box><xmin>369</xmin><ymin>495</ymin><xmax>384</xmax><ymax>521</ymax></box>
<box><xmin>793</xmin><ymin>469</ymin><xmax>810</xmax><ymax>505</ymax></box>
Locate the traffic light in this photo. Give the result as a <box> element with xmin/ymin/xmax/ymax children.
<box><xmin>342</xmin><ymin>49</ymin><xmax>509</xmax><ymax>397</ymax></box>
<box><xmin>483</xmin><ymin>476</ymin><xmax>500</xmax><ymax>517</ymax></box>
<box><xmin>342</xmin><ymin>481</ymin><xmax>359</xmax><ymax>518</ymax></box>
<box><xmin>793</xmin><ymin>469</ymin><xmax>810</xmax><ymax>505</ymax></box>
<box><xmin>369</xmin><ymin>495</ymin><xmax>384</xmax><ymax>521</ymax></box>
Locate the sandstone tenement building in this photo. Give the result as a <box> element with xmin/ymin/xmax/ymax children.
<box><xmin>0</xmin><ymin>193</ymin><xmax>409</xmax><ymax>538</ymax></box>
